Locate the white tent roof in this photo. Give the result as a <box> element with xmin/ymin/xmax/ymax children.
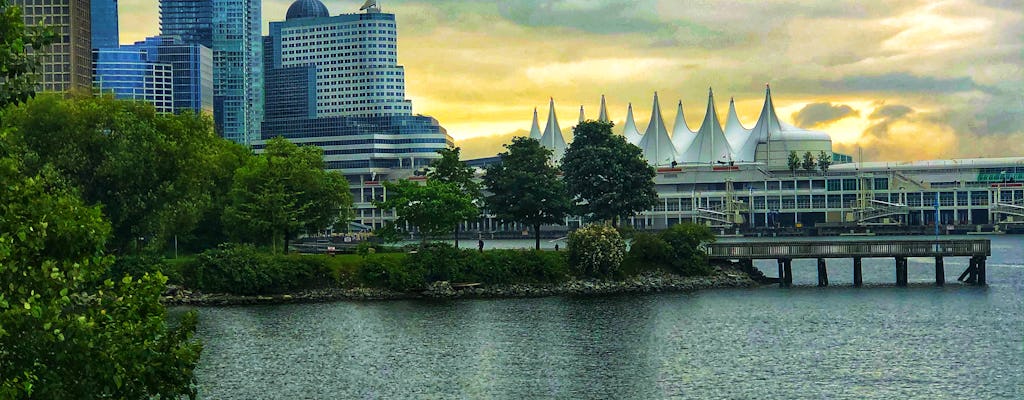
<box><xmin>724</xmin><ymin>97</ymin><xmax>753</xmax><ymax>161</ymax></box>
<box><xmin>735</xmin><ymin>85</ymin><xmax>830</xmax><ymax>161</ymax></box>
<box><xmin>529</xmin><ymin>107</ymin><xmax>542</xmax><ymax>141</ymax></box>
<box><xmin>679</xmin><ymin>89</ymin><xmax>735</xmax><ymax>164</ymax></box>
<box><xmin>540</xmin><ymin>98</ymin><xmax>568</xmax><ymax>163</ymax></box>
<box><xmin>637</xmin><ymin>93</ymin><xmax>677</xmax><ymax>166</ymax></box>
<box><xmin>598</xmin><ymin>95</ymin><xmax>609</xmax><ymax>123</ymax></box>
<box><xmin>578</xmin><ymin>105</ymin><xmax>585</xmax><ymax>123</ymax></box>
<box><xmin>622</xmin><ymin>103</ymin><xmax>643</xmax><ymax>145</ymax></box>
<box><xmin>671</xmin><ymin>100</ymin><xmax>696</xmax><ymax>157</ymax></box>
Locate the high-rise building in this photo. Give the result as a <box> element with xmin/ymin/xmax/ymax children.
<box><xmin>159</xmin><ymin>0</ymin><xmax>261</xmax><ymax>144</ymax></box>
<box><xmin>92</xmin><ymin>48</ymin><xmax>174</xmax><ymax>113</ymax></box>
<box><xmin>129</xmin><ymin>36</ymin><xmax>214</xmax><ymax>115</ymax></box>
<box><xmin>91</xmin><ymin>0</ymin><xmax>118</xmax><ymax>49</ymax></box>
<box><xmin>13</xmin><ymin>0</ymin><xmax>92</xmax><ymax>93</ymax></box>
<box><xmin>259</xmin><ymin>0</ymin><xmax>452</xmax><ymax>229</ymax></box>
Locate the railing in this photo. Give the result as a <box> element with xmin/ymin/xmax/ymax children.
<box><xmin>707</xmin><ymin>239</ymin><xmax>990</xmax><ymax>259</ymax></box>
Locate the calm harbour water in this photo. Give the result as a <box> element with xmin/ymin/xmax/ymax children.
<box><xmin>188</xmin><ymin>235</ymin><xmax>1023</xmax><ymax>399</ymax></box>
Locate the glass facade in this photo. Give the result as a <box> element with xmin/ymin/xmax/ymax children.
<box><xmin>92</xmin><ymin>48</ymin><xmax>174</xmax><ymax>113</ymax></box>
<box><xmin>91</xmin><ymin>0</ymin><xmax>118</xmax><ymax>49</ymax></box>
<box><xmin>14</xmin><ymin>0</ymin><xmax>92</xmax><ymax>93</ymax></box>
<box><xmin>128</xmin><ymin>36</ymin><xmax>214</xmax><ymax>115</ymax></box>
<box><xmin>158</xmin><ymin>0</ymin><xmax>213</xmax><ymax>48</ymax></box>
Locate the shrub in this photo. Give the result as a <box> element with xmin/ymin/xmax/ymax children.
<box><xmin>103</xmin><ymin>254</ymin><xmax>183</xmax><ymax>284</ymax></box>
<box><xmin>357</xmin><ymin>254</ymin><xmax>425</xmax><ymax>291</ymax></box>
<box><xmin>181</xmin><ymin>244</ymin><xmax>331</xmax><ymax>295</ymax></box>
<box><xmin>474</xmin><ymin>250</ymin><xmax>569</xmax><ymax>285</ymax></box>
<box><xmin>405</xmin><ymin>242</ymin><xmax>479</xmax><ymax>283</ymax></box>
<box><xmin>659</xmin><ymin>223</ymin><xmax>715</xmax><ymax>276</ymax></box>
<box><xmin>567</xmin><ymin>224</ymin><xmax>626</xmax><ymax>278</ymax></box>
<box><xmin>622</xmin><ymin>233</ymin><xmax>673</xmax><ymax>275</ymax></box>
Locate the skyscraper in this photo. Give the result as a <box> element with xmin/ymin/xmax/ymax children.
<box><xmin>91</xmin><ymin>0</ymin><xmax>118</xmax><ymax>49</ymax></box>
<box><xmin>159</xmin><ymin>0</ymin><xmax>261</xmax><ymax>144</ymax></box>
<box><xmin>129</xmin><ymin>36</ymin><xmax>214</xmax><ymax>115</ymax></box>
<box><xmin>92</xmin><ymin>48</ymin><xmax>174</xmax><ymax>113</ymax></box>
<box><xmin>13</xmin><ymin>0</ymin><xmax>92</xmax><ymax>93</ymax></box>
<box><xmin>260</xmin><ymin>0</ymin><xmax>452</xmax><ymax>228</ymax></box>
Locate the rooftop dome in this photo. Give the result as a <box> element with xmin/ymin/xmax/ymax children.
<box><xmin>286</xmin><ymin>0</ymin><xmax>330</xmax><ymax>20</ymax></box>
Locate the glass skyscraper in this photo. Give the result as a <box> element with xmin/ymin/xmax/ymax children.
<box><xmin>92</xmin><ymin>48</ymin><xmax>174</xmax><ymax>113</ymax></box>
<box><xmin>259</xmin><ymin>0</ymin><xmax>452</xmax><ymax>228</ymax></box>
<box><xmin>129</xmin><ymin>36</ymin><xmax>214</xmax><ymax>115</ymax></box>
<box><xmin>13</xmin><ymin>0</ymin><xmax>92</xmax><ymax>93</ymax></box>
<box><xmin>91</xmin><ymin>0</ymin><xmax>118</xmax><ymax>49</ymax></box>
<box><xmin>159</xmin><ymin>0</ymin><xmax>262</xmax><ymax>144</ymax></box>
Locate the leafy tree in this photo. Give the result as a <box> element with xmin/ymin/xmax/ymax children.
<box><xmin>659</xmin><ymin>223</ymin><xmax>716</xmax><ymax>276</ymax></box>
<box><xmin>0</xmin><ymin>131</ymin><xmax>202</xmax><ymax>399</ymax></box>
<box><xmin>224</xmin><ymin>137</ymin><xmax>351</xmax><ymax>253</ymax></box>
<box><xmin>567</xmin><ymin>223</ymin><xmax>626</xmax><ymax>278</ymax></box>
<box><xmin>802</xmin><ymin>151</ymin><xmax>816</xmax><ymax>172</ymax></box>
<box><xmin>787</xmin><ymin>151</ymin><xmax>800</xmax><ymax>174</ymax></box>
<box><xmin>180</xmin><ymin>139</ymin><xmax>252</xmax><ymax>252</ymax></box>
<box><xmin>376</xmin><ymin>179</ymin><xmax>478</xmax><ymax>243</ymax></box>
<box><xmin>426</xmin><ymin>147</ymin><xmax>480</xmax><ymax>248</ymax></box>
<box><xmin>0</xmin><ymin>0</ymin><xmax>55</xmax><ymax>108</ymax></box>
<box><xmin>818</xmin><ymin>150</ymin><xmax>832</xmax><ymax>174</ymax></box>
<box><xmin>483</xmin><ymin>137</ymin><xmax>570</xmax><ymax>249</ymax></box>
<box><xmin>3</xmin><ymin>95</ymin><xmax>230</xmax><ymax>253</ymax></box>
<box><xmin>562</xmin><ymin>120</ymin><xmax>657</xmax><ymax>227</ymax></box>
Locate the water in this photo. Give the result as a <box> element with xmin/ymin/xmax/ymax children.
<box><xmin>188</xmin><ymin>235</ymin><xmax>1024</xmax><ymax>399</ymax></box>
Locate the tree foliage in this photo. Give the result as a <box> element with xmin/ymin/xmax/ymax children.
<box><xmin>659</xmin><ymin>223</ymin><xmax>716</xmax><ymax>276</ymax></box>
<box><xmin>0</xmin><ymin>131</ymin><xmax>202</xmax><ymax>399</ymax></box>
<box><xmin>223</xmin><ymin>137</ymin><xmax>352</xmax><ymax>253</ymax></box>
<box><xmin>802</xmin><ymin>151</ymin><xmax>816</xmax><ymax>172</ymax></box>
<box><xmin>818</xmin><ymin>151</ymin><xmax>832</xmax><ymax>174</ymax></box>
<box><xmin>787</xmin><ymin>151</ymin><xmax>800</xmax><ymax>174</ymax></box>
<box><xmin>567</xmin><ymin>223</ymin><xmax>626</xmax><ymax>278</ymax></box>
<box><xmin>0</xmin><ymin>0</ymin><xmax>55</xmax><ymax>109</ymax></box>
<box><xmin>376</xmin><ymin>179</ymin><xmax>478</xmax><ymax>242</ymax></box>
<box><xmin>483</xmin><ymin>137</ymin><xmax>570</xmax><ymax>249</ymax></box>
<box><xmin>561</xmin><ymin>120</ymin><xmax>657</xmax><ymax>225</ymax></box>
<box><xmin>426</xmin><ymin>147</ymin><xmax>480</xmax><ymax>247</ymax></box>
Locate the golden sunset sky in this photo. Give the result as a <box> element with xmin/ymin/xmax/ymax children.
<box><xmin>118</xmin><ymin>0</ymin><xmax>1024</xmax><ymax>161</ymax></box>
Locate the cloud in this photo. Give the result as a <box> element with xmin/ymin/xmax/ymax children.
<box><xmin>792</xmin><ymin>103</ymin><xmax>860</xmax><ymax>127</ymax></box>
<box><xmin>820</xmin><ymin>73</ymin><xmax>986</xmax><ymax>94</ymax></box>
<box><xmin>868</xmin><ymin>104</ymin><xmax>914</xmax><ymax>120</ymax></box>
<box><xmin>455</xmin><ymin>131</ymin><xmax>523</xmax><ymax>159</ymax></box>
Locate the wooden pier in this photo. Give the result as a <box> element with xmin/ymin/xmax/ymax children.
<box><xmin>707</xmin><ymin>239</ymin><xmax>991</xmax><ymax>287</ymax></box>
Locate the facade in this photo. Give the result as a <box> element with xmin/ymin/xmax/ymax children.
<box><xmin>92</xmin><ymin>48</ymin><xmax>174</xmax><ymax>113</ymax></box>
<box><xmin>130</xmin><ymin>36</ymin><xmax>214</xmax><ymax>115</ymax></box>
<box><xmin>258</xmin><ymin>0</ymin><xmax>452</xmax><ymax>229</ymax></box>
<box><xmin>13</xmin><ymin>0</ymin><xmax>92</xmax><ymax>93</ymax></box>
<box><xmin>90</xmin><ymin>0</ymin><xmax>118</xmax><ymax>49</ymax></box>
<box><xmin>159</xmin><ymin>0</ymin><xmax>262</xmax><ymax>144</ymax></box>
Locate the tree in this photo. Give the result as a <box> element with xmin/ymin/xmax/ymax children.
<box><xmin>426</xmin><ymin>147</ymin><xmax>480</xmax><ymax>248</ymax></box>
<box><xmin>0</xmin><ymin>131</ymin><xmax>202</xmax><ymax>399</ymax></box>
<box><xmin>561</xmin><ymin>120</ymin><xmax>657</xmax><ymax>226</ymax></box>
<box><xmin>818</xmin><ymin>151</ymin><xmax>832</xmax><ymax>174</ymax></box>
<box><xmin>376</xmin><ymin>179</ymin><xmax>478</xmax><ymax>243</ymax></box>
<box><xmin>659</xmin><ymin>223</ymin><xmax>716</xmax><ymax>276</ymax></box>
<box><xmin>483</xmin><ymin>137</ymin><xmax>571</xmax><ymax>249</ymax></box>
<box><xmin>0</xmin><ymin>0</ymin><xmax>55</xmax><ymax>108</ymax></box>
<box><xmin>787</xmin><ymin>151</ymin><xmax>800</xmax><ymax>174</ymax></box>
<box><xmin>223</xmin><ymin>137</ymin><xmax>352</xmax><ymax>253</ymax></box>
<box><xmin>802</xmin><ymin>151</ymin><xmax>816</xmax><ymax>172</ymax></box>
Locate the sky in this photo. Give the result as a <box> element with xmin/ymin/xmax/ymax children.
<box><xmin>118</xmin><ymin>0</ymin><xmax>1024</xmax><ymax>161</ymax></box>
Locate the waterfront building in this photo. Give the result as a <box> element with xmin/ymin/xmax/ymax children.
<box><xmin>91</xmin><ymin>0</ymin><xmax>118</xmax><ymax>49</ymax></box>
<box><xmin>129</xmin><ymin>36</ymin><xmax>214</xmax><ymax>115</ymax></box>
<box><xmin>259</xmin><ymin>0</ymin><xmax>452</xmax><ymax>229</ymax></box>
<box><xmin>159</xmin><ymin>0</ymin><xmax>262</xmax><ymax>144</ymax></box>
<box><xmin>13</xmin><ymin>0</ymin><xmax>92</xmax><ymax>93</ymax></box>
<box><xmin>92</xmin><ymin>48</ymin><xmax>174</xmax><ymax>113</ymax></box>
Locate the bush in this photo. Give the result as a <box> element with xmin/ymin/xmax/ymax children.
<box><xmin>181</xmin><ymin>244</ymin><xmax>331</xmax><ymax>295</ymax></box>
<box><xmin>622</xmin><ymin>233</ymin><xmax>672</xmax><ymax>275</ymax></box>
<box><xmin>357</xmin><ymin>254</ymin><xmax>425</xmax><ymax>291</ymax></box>
<box><xmin>103</xmin><ymin>254</ymin><xmax>183</xmax><ymax>284</ymax></box>
<box><xmin>567</xmin><ymin>224</ymin><xmax>626</xmax><ymax>278</ymax></box>
<box><xmin>405</xmin><ymin>242</ymin><xmax>477</xmax><ymax>283</ymax></box>
<box><xmin>659</xmin><ymin>223</ymin><xmax>715</xmax><ymax>276</ymax></box>
<box><xmin>474</xmin><ymin>250</ymin><xmax>569</xmax><ymax>285</ymax></box>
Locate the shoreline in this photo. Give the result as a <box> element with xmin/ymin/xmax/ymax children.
<box><xmin>163</xmin><ymin>265</ymin><xmax>766</xmax><ymax>307</ymax></box>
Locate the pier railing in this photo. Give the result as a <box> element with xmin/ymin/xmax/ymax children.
<box><xmin>707</xmin><ymin>239</ymin><xmax>991</xmax><ymax>259</ymax></box>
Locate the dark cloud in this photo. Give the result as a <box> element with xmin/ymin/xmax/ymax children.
<box><xmin>822</xmin><ymin>73</ymin><xmax>986</xmax><ymax>94</ymax></box>
<box><xmin>792</xmin><ymin>102</ymin><xmax>859</xmax><ymax>127</ymax></box>
<box><xmin>496</xmin><ymin>1</ymin><xmax>664</xmax><ymax>35</ymax></box>
<box><xmin>869</xmin><ymin>104</ymin><xmax>914</xmax><ymax>120</ymax></box>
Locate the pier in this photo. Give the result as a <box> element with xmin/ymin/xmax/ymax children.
<box><xmin>707</xmin><ymin>239</ymin><xmax>991</xmax><ymax>287</ymax></box>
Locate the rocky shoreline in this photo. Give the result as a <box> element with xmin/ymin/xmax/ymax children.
<box><xmin>163</xmin><ymin>265</ymin><xmax>767</xmax><ymax>307</ymax></box>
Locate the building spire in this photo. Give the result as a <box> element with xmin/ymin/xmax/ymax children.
<box><xmin>598</xmin><ymin>95</ymin><xmax>609</xmax><ymax>123</ymax></box>
<box><xmin>622</xmin><ymin>102</ymin><xmax>642</xmax><ymax>145</ymax></box>
<box><xmin>529</xmin><ymin>107</ymin><xmax>542</xmax><ymax>140</ymax></box>
<box><xmin>540</xmin><ymin>98</ymin><xmax>567</xmax><ymax>162</ymax></box>
<box><xmin>579</xmin><ymin>105</ymin><xmax>585</xmax><ymax>123</ymax></box>
<box><xmin>639</xmin><ymin>92</ymin><xmax>677</xmax><ymax>166</ymax></box>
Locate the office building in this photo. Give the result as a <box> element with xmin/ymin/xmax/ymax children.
<box><xmin>91</xmin><ymin>0</ymin><xmax>118</xmax><ymax>49</ymax></box>
<box><xmin>130</xmin><ymin>36</ymin><xmax>214</xmax><ymax>115</ymax></box>
<box><xmin>13</xmin><ymin>0</ymin><xmax>92</xmax><ymax>93</ymax></box>
<box><xmin>92</xmin><ymin>47</ymin><xmax>174</xmax><ymax>113</ymax></box>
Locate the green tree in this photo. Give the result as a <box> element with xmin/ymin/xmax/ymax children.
<box><xmin>0</xmin><ymin>0</ymin><xmax>55</xmax><ymax>108</ymax></box>
<box><xmin>802</xmin><ymin>151</ymin><xmax>816</xmax><ymax>172</ymax></box>
<box><xmin>483</xmin><ymin>137</ymin><xmax>570</xmax><ymax>249</ymax></box>
<box><xmin>180</xmin><ymin>139</ymin><xmax>252</xmax><ymax>252</ymax></box>
<box><xmin>561</xmin><ymin>120</ymin><xmax>657</xmax><ymax>227</ymax></box>
<box><xmin>426</xmin><ymin>147</ymin><xmax>480</xmax><ymax>248</ymax></box>
<box><xmin>818</xmin><ymin>150</ymin><xmax>832</xmax><ymax>174</ymax></box>
<box><xmin>787</xmin><ymin>151</ymin><xmax>800</xmax><ymax>174</ymax></box>
<box><xmin>376</xmin><ymin>179</ymin><xmax>478</xmax><ymax>243</ymax></box>
<box><xmin>224</xmin><ymin>137</ymin><xmax>352</xmax><ymax>253</ymax></box>
<box><xmin>0</xmin><ymin>132</ymin><xmax>202</xmax><ymax>399</ymax></box>
<box><xmin>659</xmin><ymin>223</ymin><xmax>716</xmax><ymax>276</ymax></box>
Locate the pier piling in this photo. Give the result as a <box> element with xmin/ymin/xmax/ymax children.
<box><xmin>895</xmin><ymin>257</ymin><xmax>908</xmax><ymax>287</ymax></box>
<box><xmin>777</xmin><ymin>259</ymin><xmax>785</xmax><ymax>287</ymax></box>
<box><xmin>817</xmin><ymin>258</ymin><xmax>828</xmax><ymax>287</ymax></box>
<box><xmin>935</xmin><ymin>257</ymin><xmax>944</xmax><ymax>286</ymax></box>
<box><xmin>783</xmin><ymin>259</ymin><xmax>793</xmax><ymax>287</ymax></box>
<box><xmin>853</xmin><ymin>257</ymin><xmax>863</xmax><ymax>287</ymax></box>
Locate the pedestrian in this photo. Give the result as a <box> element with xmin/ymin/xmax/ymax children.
<box><xmin>478</xmin><ymin>239</ymin><xmax>484</xmax><ymax>253</ymax></box>
<box><xmin>555</xmin><ymin>244</ymin><xmax>559</xmax><ymax>252</ymax></box>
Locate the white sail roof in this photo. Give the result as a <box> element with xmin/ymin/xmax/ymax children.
<box><xmin>529</xmin><ymin>107</ymin><xmax>542</xmax><ymax>141</ymax></box>
<box><xmin>735</xmin><ymin>85</ymin><xmax>831</xmax><ymax>162</ymax></box>
<box><xmin>671</xmin><ymin>100</ymin><xmax>696</xmax><ymax>156</ymax></box>
<box><xmin>680</xmin><ymin>89</ymin><xmax>735</xmax><ymax>164</ymax></box>
<box><xmin>724</xmin><ymin>97</ymin><xmax>753</xmax><ymax>161</ymax></box>
<box><xmin>578</xmin><ymin>105</ymin><xmax>585</xmax><ymax>123</ymax></box>
<box><xmin>622</xmin><ymin>103</ymin><xmax>643</xmax><ymax>145</ymax></box>
<box><xmin>637</xmin><ymin>93</ymin><xmax>677</xmax><ymax>166</ymax></box>
<box><xmin>598</xmin><ymin>95</ymin><xmax>609</xmax><ymax>123</ymax></box>
<box><xmin>540</xmin><ymin>98</ymin><xmax>568</xmax><ymax>163</ymax></box>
